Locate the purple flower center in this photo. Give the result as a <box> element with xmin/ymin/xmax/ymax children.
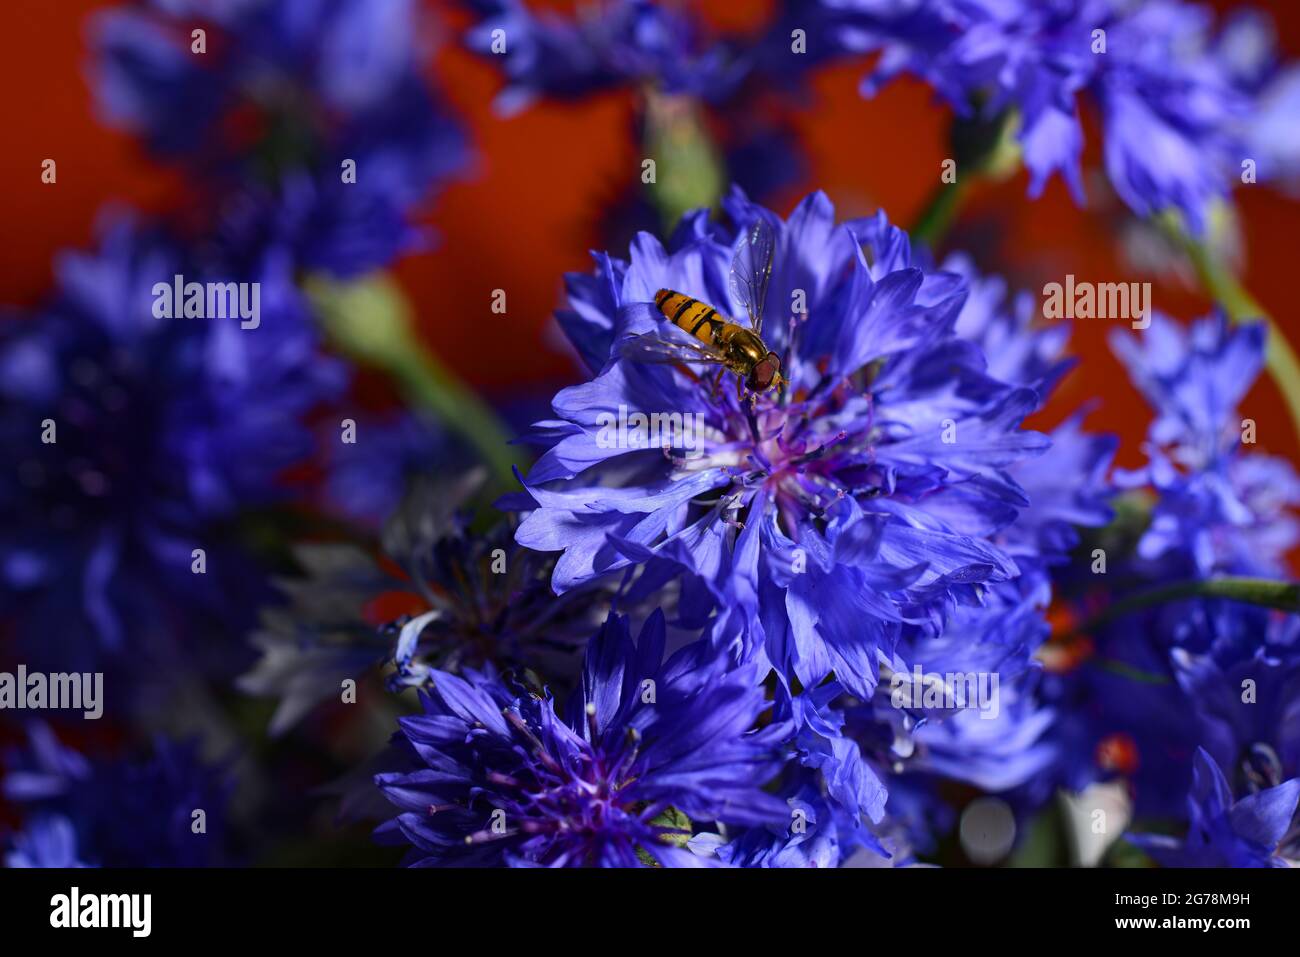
<box><xmin>451</xmin><ymin>708</ymin><xmax>665</xmax><ymax>863</ymax></box>
<box><xmin>683</xmin><ymin>379</ymin><xmax>882</xmax><ymax>538</ymax></box>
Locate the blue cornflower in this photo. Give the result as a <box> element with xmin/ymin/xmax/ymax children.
<box><xmin>518</xmin><ymin>189</ymin><xmax>1053</xmax><ymax>702</ymax></box>
<box><xmin>1213</xmin><ymin>10</ymin><xmax>1300</xmax><ymax>192</ymax></box>
<box><xmin>240</xmin><ymin>473</ymin><xmax>608</xmax><ymax>734</ymax></box>
<box><xmin>1045</xmin><ymin>570</ymin><xmax>1300</xmax><ymax>821</ymax></box>
<box><xmin>3</xmin><ymin>723</ymin><xmax>235</xmax><ymax>868</ymax></box>
<box><xmin>1109</xmin><ymin>314</ymin><xmax>1299</xmax><ymax>578</ymax></box>
<box><xmin>374</xmin><ymin>610</ymin><xmax>791</xmax><ymax>866</ymax></box>
<box><xmin>786</xmin><ymin>580</ymin><xmax>1065</xmax><ymax>856</ymax></box>
<box><xmin>871</xmin><ymin>593</ymin><xmax>1060</xmax><ymax>793</ymax></box>
<box><xmin>0</xmin><ymin>215</ymin><xmax>344</xmax><ymax>672</ymax></box>
<box><xmin>92</xmin><ymin>0</ymin><xmax>469</xmax><ymax>275</ymax></box>
<box><xmin>834</xmin><ymin>0</ymin><xmax>1281</xmax><ymax>230</ymax></box>
<box><xmin>1174</xmin><ymin>621</ymin><xmax>1300</xmax><ymax>800</ymax></box>
<box><xmin>1127</xmin><ymin>747</ymin><xmax>1300</xmax><ymax>867</ymax></box>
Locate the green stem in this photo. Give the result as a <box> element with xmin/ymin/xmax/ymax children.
<box><xmin>642</xmin><ymin>89</ymin><xmax>726</xmax><ymax>232</ymax></box>
<box><xmin>911</xmin><ymin>105</ymin><xmax>1019</xmax><ymax>249</ymax></box>
<box><xmin>392</xmin><ymin>348</ymin><xmax>523</xmax><ymax>486</ymax></box>
<box><xmin>305</xmin><ymin>273</ymin><xmax>524</xmax><ymax>489</ymax></box>
<box><xmin>1088</xmin><ymin>657</ymin><xmax>1170</xmax><ymax>685</ymax></box>
<box><xmin>1172</xmin><ymin>227</ymin><xmax>1300</xmax><ymax>441</ymax></box>
<box><xmin>910</xmin><ymin>176</ymin><xmax>970</xmax><ymax>249</ymax></box>
<box><xmin>1062</xmin><ymin>576</ymin><xmax>1300</xmax><ymax>640</ymax></box>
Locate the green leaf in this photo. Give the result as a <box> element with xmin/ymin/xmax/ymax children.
<box><xmin>649</xmin><ymin>806</ymin><xmax>693</xmax><ymax>848</ymax></box>
<box><xmin>635</xmin><ymin>806</ymin><xmax>694</xmax><ymax>866</ymax></box>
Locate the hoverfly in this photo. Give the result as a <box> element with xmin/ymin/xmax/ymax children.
<box><xmin>617</xmin><ymin>219</ymin><xmax>785</xmax><ymax>397</ymax></box>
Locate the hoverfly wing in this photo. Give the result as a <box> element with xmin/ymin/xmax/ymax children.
<box><xmin>728</xmin><ymin>218</ymin><xmax>775</xmax><ymax>336</ymax></box>
<box><xmin>615</xmin><ymin>330</ymin><xmax>728</xmax><ymax>367</ymax></box>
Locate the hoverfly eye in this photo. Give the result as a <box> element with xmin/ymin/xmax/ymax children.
<box><xmin>750</xmin><ymin>354</ymin><xmax>779</xmax><ymax>391</ymax></box>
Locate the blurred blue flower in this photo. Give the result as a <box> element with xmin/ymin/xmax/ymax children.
<box><xmin>0</xmin><ymin>215</ymin><xmax>344</xmax><ymax>673</ymax></box>
<box><xmin>1127</xmin><ymin>747</ymin><xmax>1300</xmax><ymax>866</ymax></box>
<box><xmin>93</xmin><ymin>0</ymin><xmax>469</xmax><ymax>275</ymax></box>
<box><xmin>834</xmin><ymin>0</ymin><xmax>1281</xmax><ymax>231</ymax></box>
<box><xmin>1044</xmin><ymin>548</ymin><xmax>1299</xmax><ymax>822</ymax></box>
<box><xmin>462</xmin><ymin>0</ymin><xmax>840</xmax><ymax>218</ymax></box>
<box><xmin>465</xmin><ymin>0</ymin><xmax>738</xmax><ymax>113</ymax></box>
<box><xmin>4</xmin><ymin>815</ymin><xmax>91</xmax><ymax>869</ymax></box>
<box><xmin>1174</xmin><ymin>620</ymin><xmax>1300</xmax><ymax>798</ymax></box>
<box><xmin>463</xmin><ymin>0</ymin><xmax>843</xmax><ymax>115</ymax></box>
<box><xmin>318</xmin><ymin>411</ymin><xmax>450</xmax><ymax>529</ymax></box>
<box><xmin>374</xmin><ymin>610</ymin><xmax>790</xmax><ymax>866</ymax></box>
<box><xmin>1213</xmin><ymin>10</ymin><xmax>1300</xmax><ymax>193</ymax></box>
<box><xmin>518</xmin><ymin>189</ymin><xmax>1057</xmax><ymax>703</ymax></box>
<box><xmin>940</xmin><ymin>250</ymin><xmax>1116</xmax><ymax>566</ymax></box>
<box><xmin>1110</xmin><ymin>314</ymin><xmax>1300</xmax><ymax>578</ymax></box>
<box><xmin>3</xmin><ymin>723</ymin><xmax>235</xmax><ymax>868</ymax></box>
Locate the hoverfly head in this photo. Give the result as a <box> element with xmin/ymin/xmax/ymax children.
<box><xmin>747</xmin><ymin>352</ymin><xmax>782</xmax><ymax>393</ymax></box>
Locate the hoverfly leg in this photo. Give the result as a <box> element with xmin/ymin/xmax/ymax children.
<box><xmin>708</xmin><ymin>367</ymin><xmax>724</xmax><ymax>402</ymax></box>
<box><xmin>777</xmin><ymin>312</ymin><xmax>802</xmax><ymax>398</ymax></box>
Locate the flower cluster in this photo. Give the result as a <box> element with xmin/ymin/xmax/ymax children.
<box><xmin>0</xmin><ymin>0</ymin><xmax>469</xmax><ymax>695</ymax></box>
<box><xmin>460</xmin><ymin>0</ymin><xmax>849</xmax><ymax>223</ymax></box>
<box><xmin>1045</xmin><ymin>316</ymin><xmax>1300</xmax><ymax>864</ymax></box>
<box><xmin>464</xmin><ymin>0</ymin><xmax>845</xmax><ymax>114</ymax></box>
<box><xmin>827</xmin><ymin>0</ymin><xmax>1300</xmax><ymax>228</ymax></box>
<box><xmin>0</xmin><ymin>215</ymin><xmax>344</xmax><ymax>678</ymax></box>
<box><xmin>5</xmin><ymin>0</ymin><xmax>1298</xmax><ymax>876</ymax></box>
<box><xmin>94</xmin><ymin>0</ymin><xmax>469</xmax><ymax>275</ymax></box>
<box><xmin>371</xmin><ymin>189</ymin><xmax>1124</xmax><ymax>867</ymax></box>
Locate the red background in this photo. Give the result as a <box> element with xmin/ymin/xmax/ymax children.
<box><xmin>3</xmin><ymin>0</ymin><xmax>1298</xmax><ymax>472</ymax></box>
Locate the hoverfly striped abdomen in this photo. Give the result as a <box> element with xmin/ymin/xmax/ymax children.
<box><xmin>655</xmin><ymin>289</ymin><xmax>726</xmax><ymax>347</ymax></box>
